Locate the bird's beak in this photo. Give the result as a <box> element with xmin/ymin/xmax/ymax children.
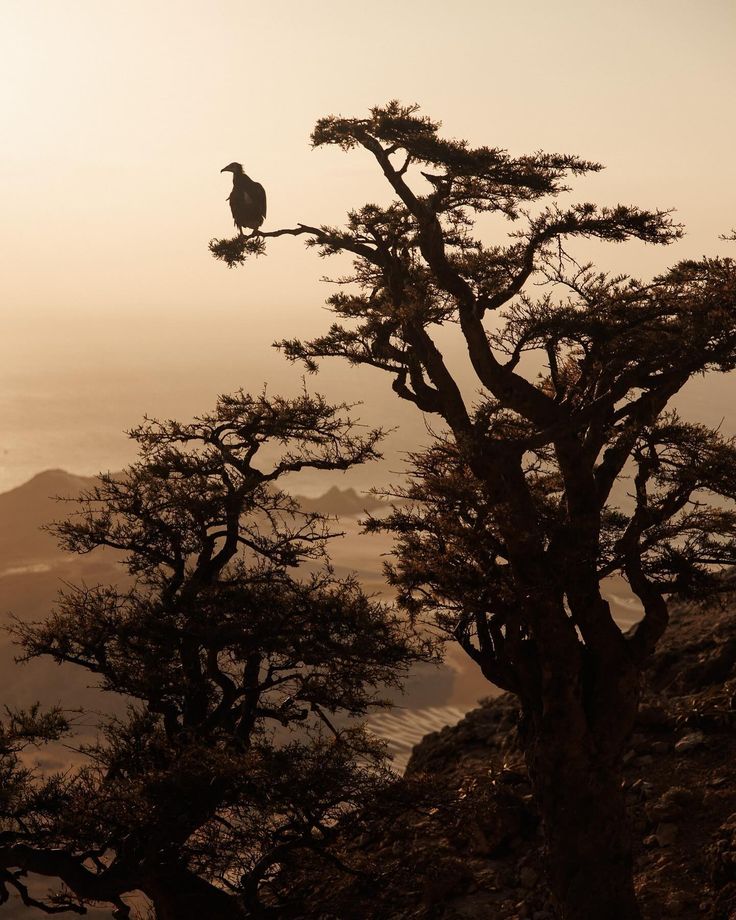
<box><xmin>220</xmin><ymin>166</ymin><xmax>232</xmax><ymax>173</ymax></box>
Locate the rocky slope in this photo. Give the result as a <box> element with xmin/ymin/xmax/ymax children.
<box><xmin>3</xmin><ymin>472</ymin><xmax>735</xmax><ymax>917</ymax></box>
<box><xmin>273</xmin><ymin>594</ymin><xmax>736</xmax><ymax>919</ymax></box>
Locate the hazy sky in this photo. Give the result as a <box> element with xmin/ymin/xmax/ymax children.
<box><xmin>1</xmin><ymin>0</ymin><xmax>735</xmax><ymax>490</ymax></box>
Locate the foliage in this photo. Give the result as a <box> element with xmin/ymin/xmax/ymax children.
<box><xmin>211</xmin><ymin>101</ymin><xmax>736</xmax><ymax>918</ymax></box>
<box><xmin>1</xmin><ymin>389</ymin><xmax>429</xmax><ymax>916</ymax></box>
<box><xmin>210</xmin><ymin>101</ymin><xmax>736</xmax><ymax>684</ymax></box>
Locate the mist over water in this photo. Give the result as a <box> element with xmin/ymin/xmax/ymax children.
<box><xmin>0</xmin><ymin>312</ymin><xmax>424</xmax><ymax>496</ymax></box>
<box><xmin>0</xmin><ymin>317</ymin><xmax>736</xmax><ymax>496</ymax></box>
<box><xmin>3</xmin><ymin>311</ymin><xmax>733</xmax><ymax>496</ymax></box>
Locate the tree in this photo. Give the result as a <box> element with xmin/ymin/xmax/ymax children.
<box><xmin>0</xmin><ymin>706</ymin><xmax>77</xmax><ymax>913</ymax></box>
<box><xmin>1</xmin><ymin>389</ymin><xmax>429</xmax><ymax>919</ymax></box>
<box><xmin>211</xmin><ymin>102</ymin><xmax>736</xmax><ymax>919</ymax></box>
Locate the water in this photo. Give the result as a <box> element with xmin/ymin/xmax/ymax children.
<box><xmin>0</xmin><ymin>358</ymin><xmax>405</xmax><ymax>497</ymax></box>
<box><xmin>2</xmin><ymin>312</ymin><xmax>734</xmax><ymax>496</ymax></box>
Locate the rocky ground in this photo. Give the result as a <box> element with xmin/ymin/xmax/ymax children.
<box><xmin>273</xmin><ymin>594</ymin><xmax>736</xmax><ymax>919</ymax></box>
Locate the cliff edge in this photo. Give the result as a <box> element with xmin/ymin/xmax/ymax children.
<box><xmin>274</xmin><ymin>594</ymin><xmax>736</xmax><ymax>919</ymax></box>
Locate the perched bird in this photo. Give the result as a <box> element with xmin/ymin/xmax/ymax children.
<box><xmin>220</xmin><ymin>162</ymin><xmax>267</xmax><ymax>235</ymax></box>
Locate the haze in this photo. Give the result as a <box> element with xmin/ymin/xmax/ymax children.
<box><xmin>1</xmin><ymin>0</ymin><xmax>735</xmax><ymax>492</ymax></box>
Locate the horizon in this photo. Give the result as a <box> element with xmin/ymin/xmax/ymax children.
<box><xmin>2</xmin><ymin>5</ymin><xmax>736</xmax><ymax>916</ymax></box>
<box><xmin>2</xmin><ymin>0</ymin><xmax>736</xmax><ymax>493</ymax></box>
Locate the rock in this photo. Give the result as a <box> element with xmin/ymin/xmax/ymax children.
<box><xmin>664</xmin><ymin>893</ymin><xmax>688</xmax><ymax>914</ymax></box>
<box><xmin>519</xmin><ymin>866</ymin><xmax>539</xmax><ymax>889</ymax></box>
<box><xmin>499</xmin><ymin>766</ymin><xmax>528</xmax><ymax>785</ymax></box>
<box><xmin>647</xmin><ymin>785</ymin><xmax>699</xmax><ymax>823</ymax></box>
<box><xmin>681</xmin><ymin>638</ymin><xmax>736</xmax><ymax>689</ymax></box>
<box><xmin>663</xmin><ymin>786</ymin><xmax>700</xmax><ymax>807</ymax></box>
<box><xmin>449</xmin><ymin>892</ymin><xmax>501</xmax><ymax>918</ymax></box>
<box><xmin>630</xmin><ymin>778</ymin><xmax>654</xmax><ymax>799</ymax></box>
<box><xmin>708</xmin><ymin>773</ymin><xmax>729</xmax><ymax>788</ymax></box>
<box><xmin>675</xmin><ymin>730</ymin><xmax>706</xmax><ymax>753</ymax></box>
<box><xmin>706</xmin><ymin>814</ymin><xmax>736</xmax><ymax>888</ymax></box>
<box><xmin>655</xmin><ymin>822</ymin><xmax>679</xmax><ymax>847</ymax></box>
<box><xmin>637</xmin><ymin>703</ymin><xmax>673</xmax><ymax>730</ymax></box>
<box><xmin>703</xmin><ymin>788</ymin><xmax>724</xmax><ymax>809</ymax></box>
<box><xmin>422</xmin><ymin>857</ymin><xmax>474</xmax><ymax>904</ymax></box>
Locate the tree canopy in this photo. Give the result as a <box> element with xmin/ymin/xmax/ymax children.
<box><xmin>1</xmin><ymin>389</ymin><xmax>429</xmax><ymax>918</ymax></box>
<box><xmin>211</xmin><ymin>101</ymin><xmax>736</xmax><ymax>689</ymax></box>
<box><xmin>211</xmin><ymin>101</ymin><xmax>736</xmax><ymax>920</ymax></box>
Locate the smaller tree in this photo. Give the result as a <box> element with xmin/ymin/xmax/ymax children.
<box><xmin>2</xmin><ymin>390</ymin><xmax>429</xmax><ymax>919</ymax></box>
<box><xmin>0</xmin><ymin>706</ymin><xmax>79</xmax><ymax>914</ymax></box>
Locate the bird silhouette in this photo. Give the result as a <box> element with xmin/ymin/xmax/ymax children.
<box><xmin>220</xmin><ymin>163</ymin><xmax>266</xmax><ymax>236</ymax></box>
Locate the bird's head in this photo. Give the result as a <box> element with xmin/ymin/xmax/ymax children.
<box><xmin>220</xmin><ymin>162</ymin><xmax>244</xmax><ymax>175</ymax></box>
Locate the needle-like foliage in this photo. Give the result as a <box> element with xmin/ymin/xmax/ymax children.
<box><xmin>2</xmin><ymin>389</ymin><xmax>429</xmax><ymax>918</ymax></box>
<box><xmin>211</xmin><ymin>102</ymin><xmax>736</xmax><ymax>920</ymax></box>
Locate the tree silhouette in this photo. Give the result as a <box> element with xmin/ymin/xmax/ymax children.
<box><xmin>1</xmin><ymin>390</ymin><xmax>429</xmax><ymax>919</ymax></box>
<box><xmin>211</xmin><ymin>102</ymin><xmax>736</xmax><ymax>919</ymax></box>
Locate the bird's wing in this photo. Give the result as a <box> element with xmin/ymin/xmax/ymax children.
<box><xmin>253</xmin><ymin>183</ymin><xmax>267</xmax><ymax>221</ymax></box>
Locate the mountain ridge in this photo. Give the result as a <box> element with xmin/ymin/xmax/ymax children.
<box><xmin>0</xmin><ymin>470</ymin><xmax>388</xmax><ymax>566</ymax></box>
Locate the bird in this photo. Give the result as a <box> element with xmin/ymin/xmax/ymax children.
<box><xmin>220</xmin><ymin>162</ymin><xmax>267</xmax><ymax>236</ymax></box>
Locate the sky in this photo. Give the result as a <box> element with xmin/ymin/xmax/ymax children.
<box><xmin>1</xmin><ymin>0</ymin><xmax>735</xmax><ymax>491</ymax></box>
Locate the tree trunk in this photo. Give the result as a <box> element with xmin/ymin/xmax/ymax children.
<box><xmin>146</xmin><ymin>870</ymin><xmax>245</xmax><ymax>920</ymax></box>
<box><xmin>532</xmin><ymin>750</ymin><xmax>640</xmax><ymax>919</ymax></box>
<box><xmin>523</xmin><ymin>663</ymin><xmax>642</xmax><ymax>920</ymax></box>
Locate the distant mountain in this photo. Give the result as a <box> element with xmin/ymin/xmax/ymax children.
<box><xmin>0</xmin><ymin>469</ymin><xmax>100</xmax><ymax>565</ymax></box>
<box><xmin>0</xmin><ymin>471</ymin><xmax>388</xmax><ymax>569</ymax></box>
<box><xmin>294</xmin><ymin>485</ymin><xmax>386</xmax><ymax>517</ymax></box>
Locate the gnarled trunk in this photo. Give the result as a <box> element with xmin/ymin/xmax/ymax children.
<box><xmin>531</xmin><ymin>747</ymin><xmax>640</xmax><ymax>919</ymax></box>
<box><xmin>522</xmin><ymin>653</ymin><xmax>642</xmax><ymax>920</ymax></box>
<box><xmin>146</xmin><ymin>870</ymin><xmax>244</xmax><ymax>920</ymax></box>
